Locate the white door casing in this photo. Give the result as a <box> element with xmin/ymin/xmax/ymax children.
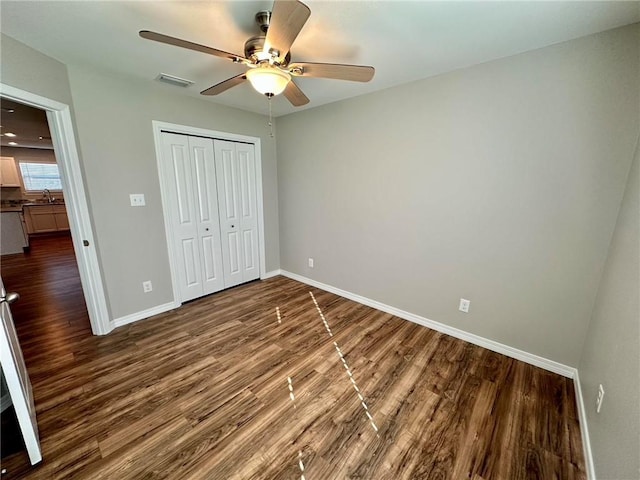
<box><xmin>0</xmin><ymin>83</ymin><xmax>110</xmax><ymax>336</ymax></box>
<box><xmin>0</xmin><ymin>277</ymin><xmax>42</xmax><ymax>465</ymax></box>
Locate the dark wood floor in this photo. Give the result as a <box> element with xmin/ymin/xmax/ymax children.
<box><xmin>0</xmin><ymin>234</ymin><xmax>585</xmax><ymax>479</ymax></box>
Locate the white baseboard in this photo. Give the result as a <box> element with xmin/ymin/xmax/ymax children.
<box><xmin>261</xmin><ymin>269</ymin><xmax>282</xmax><ymax>280</ymax></box>
<box><xmin>279</xmin><ymin>270</ymin><xmax>597</xmax><ymax>474</ymax></box>
<box><xmin>111</xmin><ymin>270</ymin><xmax>284</xmax><ymax>331</ymax></box>
<box><xmin>573</xmin><ymin>370</ymin><xmax>596</xmax><ymax>479</ymax></box>
<box><xmin>104</xmin><ymin>270</ymin><xmax>594</xmax><ymax>478</ymax></box>
<box><xmin>112</xmin><ymin>301</ymin><xmax>179</xmax><ymax>329</ymax></box>
<box><xmin>279</xmin><ymin>270</ymin><xmax>576</xmax><ymax>378</ymax></box>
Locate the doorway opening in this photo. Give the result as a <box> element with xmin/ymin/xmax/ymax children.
<box><xmin>0</xmin><ymin>97</ymin><xmax>93</xmax><ymax>331</ymax></box>
<box><xmin>0</xmin><ymin>83</ymin><xmax>110</xmax><ymax>335</ymax></box>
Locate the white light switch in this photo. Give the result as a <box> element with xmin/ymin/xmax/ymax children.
<box><xmin>130</xmin><ymin>194</ymin><xmax>146</xmax><ymax>206</ymax></box>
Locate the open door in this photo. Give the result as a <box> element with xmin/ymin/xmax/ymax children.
<box><xmin>0</xmin><ymin>276</ymin><xmax>41</xmax><ymax>465</ymax></box>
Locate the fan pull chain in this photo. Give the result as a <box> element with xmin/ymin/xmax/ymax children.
<box><xmin>267</xmin><ymin>94</ymin><xmax>274</xmax><ymax>138</ymax></box>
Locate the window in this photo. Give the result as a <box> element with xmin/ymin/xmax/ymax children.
<box><xmin>18</xmin><ymin>162</ymin><xmax>63</xmax><ymax>191</ymax></box>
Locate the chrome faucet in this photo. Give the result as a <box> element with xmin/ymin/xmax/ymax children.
<box><xmin>43</xmin><ymin>189</ymin><xmax>54</xmax><ymax>203</ymax></box>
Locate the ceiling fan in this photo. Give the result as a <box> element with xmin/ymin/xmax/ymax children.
<box><xmin>139</xmin><ymin>0</ymin><xmax>375</xmax><ymax>106</ymax></box>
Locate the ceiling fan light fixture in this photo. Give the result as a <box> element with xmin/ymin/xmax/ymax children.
<box><xmin>140</xmin><ymin>0</ymin><xmax>373</xmax><ymax>107</ymax></box>
<box><xmin>246</xmin><ymin>66</ymin><xmax>290</xmax><ymax>96</ymax></box>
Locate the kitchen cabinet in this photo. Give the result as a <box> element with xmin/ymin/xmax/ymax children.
<box><xmin>23</xmin><ymin>205</ymin><xmax>70</xmax><ymax>234</ymax></box>
<box><xmin>0</xmin><ymin>157</ymin><xmax>21</xmax><ymax>187</ymax></box>
<box><xmin>0</xmin><ymin>212</ymin><xmax>29</xmax><ymax>255</ymax></box>
<box><xmin>53</xmin><ymin>206</ymin><xmax>70</xmax><ymax>230</ymax></box>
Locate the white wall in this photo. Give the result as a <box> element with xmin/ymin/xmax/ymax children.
<box><xmin>67</xmin><ymin>65</ymin><xmax>280</xmax><ymax>320</ymax></box>
<box><xmin>276</xmin><ymin>24</ymin><xmax>639</xmax><ymax>367</ymax></box>
<box><xmin>579</xmin><ymin>142</ymin><xmax>639</xmax><ymax>479</ymax></box>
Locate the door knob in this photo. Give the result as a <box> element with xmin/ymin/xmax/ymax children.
<box><xmin>0</xmin><ymin>292</ymin><xmax>20</xmax><ymax>304</ymax></box>
<box><xmin>231</xmin><ymin>225</ymin><xmax>235</xmax><ymax>228</ymax></box>
<box><xmin>205</xmin><ymin>228</ymin><xmax>209</xmax><ymax>231</ymax></box>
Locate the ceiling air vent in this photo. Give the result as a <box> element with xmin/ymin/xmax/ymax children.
<box><xmin>156</xmin><ymin>73</ymin><xmax>194</xmax><ymax>88</ymax></box>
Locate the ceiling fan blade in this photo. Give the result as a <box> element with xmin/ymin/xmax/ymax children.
<box><xmin>201</xmin><ymin>74</ymin><xmax>247</xmax><ymax>95</ymax></box>
<box><xmin>140</xmin><ymin>30</ymin><xmax>247</xmax><ymax>63</ymax></box>
<box><xmin>264</xmin><ymin>0</ymin><xmax>311</xmax><ymax>63</ymax></box>
<box><xmin>289</xmin><ymin>62</ymin><xmax>375</xmax><ymax>82</ymax></box>
<box><xmin>283</xmin><ymin>80</ymin><xmax>310</xmax><ymax>106</ymax></box>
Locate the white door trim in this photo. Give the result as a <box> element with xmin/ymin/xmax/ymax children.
<box><xmin>152</xmin><ymin>121</ymin><xmax>266</xmax><ymax>306</ymax></box>
<box><xmin>0</xmin><ymin>83</ymin><xmax>111</xmax><ymax>335</ymax></box>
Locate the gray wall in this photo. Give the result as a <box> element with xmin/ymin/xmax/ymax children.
<box><xmin>0</xmin><ymin>33</ymin><xmax>73</xmax><ymax>106</ymax></box>
<box><xmin>579</xmin><ymin>143</ymin><xmax>639</xmax><ymax>479</ymax></box>
<box><xmin>0</xmin><ymin>34</ymin><xmax>117</xmax><ymax>319</ymax></box>
<box><xmin>67</xmin><ymin>65</ymin><xmax>280</xmax><ymax>320</ymax></box>
<box><xmin>1</xmin><ymin>33</ymin><xmax>280</xmax><ymax>322</ymax></box>
<box><xmin>276</xmin><ymin>24</ymin><xmax>639</xmax><ymax>367</ymax></box>
<box><xmin>3</xmin><ymin>23</ymin><xmax>639</xmax><ymax>477</ymax></box>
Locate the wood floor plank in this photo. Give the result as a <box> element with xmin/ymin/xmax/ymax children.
<box><xmin>0</xmin><ymin>234</ymin><xmax>586</xmax><ymax>479</ymax></box>
<box><xmin>449</xmin><ymin>379</ymin><xmax>500</xmax><ymax>479</ymax></box>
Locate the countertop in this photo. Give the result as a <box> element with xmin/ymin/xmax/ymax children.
<box><xmin>0</xmin><ymin>202</ymin><xmax>65</xmax><ymax>213</ymax></box>
<box><xmin>23</xmin><ymin>201</ymin><xmax>66</xmax><ymax>207</ymax></box>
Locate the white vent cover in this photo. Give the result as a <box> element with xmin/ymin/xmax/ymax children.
<box><xmin>156</xmin><ymin>73</ymin><xmax>194</xmax><ymax>88</ymax></box>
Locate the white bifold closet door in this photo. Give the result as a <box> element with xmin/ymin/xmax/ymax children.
<box><xmin>161</xmin><ymin>133</ymin><xmax>225</xmax><ymax>302</ymax></box>
<box><xmin>214</xmin><ymin>140</ymin><xmax>259</xmax><ymax>289</ymax></box>
<box><xmin>161</xmin><ymin>133</ymin><xmax>259</xmax><ymax>303</ymax></box>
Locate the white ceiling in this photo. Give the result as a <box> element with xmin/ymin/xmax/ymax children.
<box><xmin>1</xmin><ymin>1</ymin><xmax>638</xmax><ymax>117</ymax></box>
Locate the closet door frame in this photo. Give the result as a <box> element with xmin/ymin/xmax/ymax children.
<box><xmin>152</xmin><ymin>121</ymin><xmax>266</xmax><ymax>306</ymax></box>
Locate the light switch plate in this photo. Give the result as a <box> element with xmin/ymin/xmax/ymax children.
<box><xmin>130</xmin><ymin>194</ymin><xmax>146</xmax><ymax>206</ymax></box>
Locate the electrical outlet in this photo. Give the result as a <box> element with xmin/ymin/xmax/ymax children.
<box><xmin>459</xmin><ymin>298</ymin><xmax>470</xmax><ymax>313</ymax></box>
<box><xmin>142</xmin><ymin>280</ymin><xmax>153</xmax><ymax>293</ymax></box>
<box><xmin>308</xmin><ymin>258</ymin><xmax>314</xmax><ymax>268</ymax></box>
<box><xmin>596</xmin><ymin>384</ymin><xmax>605</xmax><ymax>413</ymax></box>
<box><xmin>130</xmin><ymin>194</ymin><xmax>146</xmax><ymax>207</ymax></box>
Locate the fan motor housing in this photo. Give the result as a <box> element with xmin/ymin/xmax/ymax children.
<box><xmin>244</xmin><ymin>35</ymin><xmax>290</xmax><ymax>66</ymax></box>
